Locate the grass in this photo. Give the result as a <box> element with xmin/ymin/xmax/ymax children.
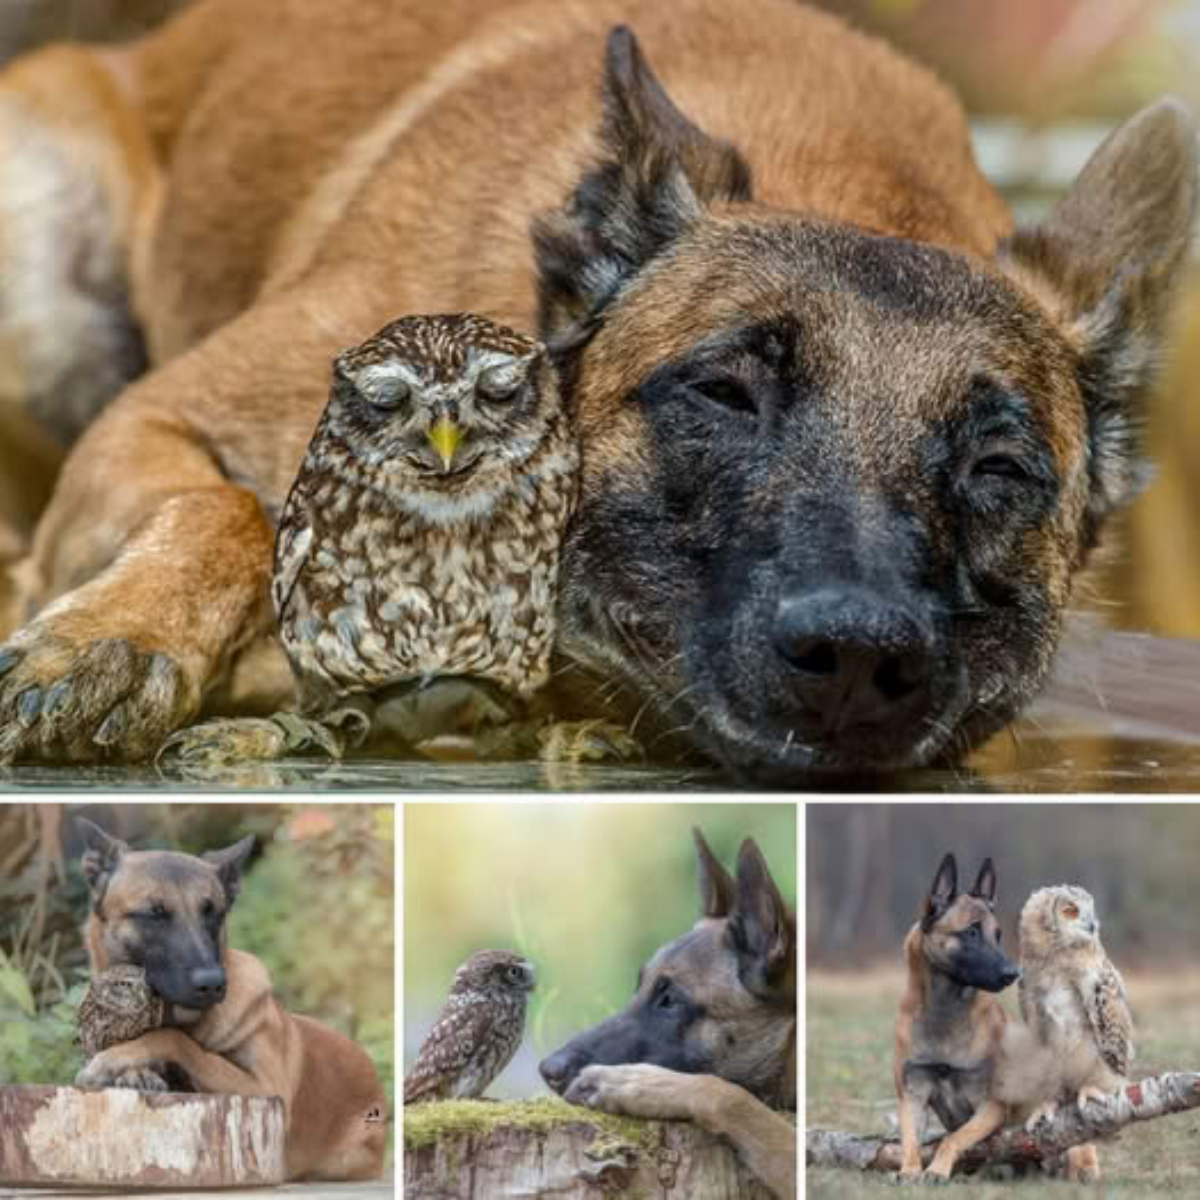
<box><xmin>807</xmin><ymin>969</ymin><xmax>1200</xmax><ymax>1198</ymax></box>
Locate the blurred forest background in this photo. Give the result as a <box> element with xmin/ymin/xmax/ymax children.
<box><xmin>0</xmin><ymin>803</ymin><xmax>394</xmax><ymax>1127</ymax></box>
<box><xmin>808</xmin><ymin>803</ymin><xmax>1200</xmax><ymax>1196</ymax></box>
<box><xmin>809</xmin><ymin>803</ymin><xmax>1200</xmax><ymax>964</ymax></box>
<box><xmin>0</xmin><ymin>0</ymin><xmax>1197</xmax><ymax>639</ymax></box>
<box><xmin>404</xmin><ymin>803</ymin><xmax>796</xmax><ymax>1099</ymax></box>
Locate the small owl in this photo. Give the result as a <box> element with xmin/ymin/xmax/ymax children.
<box><xmin>274</xmin><ymin>314</ymin><xmax>579</xmax><ymax>736</ymax></box>
<box><xmin>403</xmin><ymin>949</ymin><xmax>535</xmax><ymax>1105</ymax></box>
<box><xmin>76</xmin><ymin>965</ymin><xmax>165</xmax><ymax>1058</ymax></box>
<box><xmin>1000</xmin><ymin>885</ymin><xmax>1133</xmax><ymax>1129</ymax></box>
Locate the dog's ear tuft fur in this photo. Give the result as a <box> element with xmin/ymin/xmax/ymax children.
<box><xmin>1001</xmin><ymin>98</ymin><xmax>1198</xmax><ymax>534</ymax></box>
<box><xmin>533</xmin><ymin>25</ymin><xmax>752</xmax><ymax>339</ymax></box>
<box><xmin>970</xmin><ymin>857</ymin><xmax>998</xmax><ymax>906</ymax></box>
<box><xmin>922</xmin><ymin>852</ymin><xmax>958</xmax><ymax>931</ymax></box>
<box><xmin>693</xmin><ymin>826</ymin><xmax>736</xmax><ymax>918</ymax></box>
<box><xmin>202</xmin><ymin>834</ymin><xmax>256</xmax><ymax>906</ymax></box>
<box><xmin>728</xmin><ymin>838</ymin><xmax>794</xmax><ymax>1003</ymax></box>
<box><xmin>76</xmin><ymin>817</ymin><xmax>128</xmax><ymax>912</ymax></box>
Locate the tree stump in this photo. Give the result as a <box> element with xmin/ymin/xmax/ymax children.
<box><xmin>403</xmin><ymin>1097</ymin><xmax>777</xmax><ymax>1199</ymax></box>
<box><xmin>0</xmin><ymin>1086</ymin><xmax>286</xmax><ymax>1188</ymax></box>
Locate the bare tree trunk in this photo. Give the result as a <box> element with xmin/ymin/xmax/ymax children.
<box><xmin>807</xmin><ymin>1072</ymin><xmax>1200</xmax><ymax>1174</ymax></box>
<box><xmin>404</xmin><ymin>1098</ymin><xmax>776</xmax><ymax>1199</ymax></box>
<box><xmin>0</xmin><ymin>1085</ymin><xmax>286</xmax><ymax>1187</ymax></box>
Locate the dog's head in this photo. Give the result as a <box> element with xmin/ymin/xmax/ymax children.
<box><xmin>538</xmin><ymin>828</ymin><xmax>795</xmax><ymax>1106</ymax></box>
<box><xmin>77</xmin><ymin>817</ymin><xmax>254</xmax><ymax>1013</ymax></box>
<box><xmin>538</xmin><ymin>27</ymin><xmax>1198</xmax><ymax>779</ymax></box>
<box><xmin>917</xmin><ymin>852</ymin><xmax>1018</xmax><ymax>993</ymax></box>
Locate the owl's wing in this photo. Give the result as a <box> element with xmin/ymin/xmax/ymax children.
<box><xmin>272</xmin><ymin>481</ymin><xmax>315</xmax><ymax>622</ymax></box>
<box><xmin>1081</xmin><ymin>959</ymin><xmax>1134</xmax><ymax>1077</ymax></box>
<box><xmin>403</xmin><ymin>1000</ymin><xmax>492</xmax><ymax>1104</ymax></box>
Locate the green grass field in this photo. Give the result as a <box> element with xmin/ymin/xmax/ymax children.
<box><xmin>807</xmin><ymin>970</ymin><xmax>1200</xmax><ymax>1197</ymax></box>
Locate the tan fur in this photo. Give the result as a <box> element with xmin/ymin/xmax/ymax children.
<box><xmin>79</xmin><ymin>843</ymin><xmax>386</xmax><ymax>1182</ymax></box>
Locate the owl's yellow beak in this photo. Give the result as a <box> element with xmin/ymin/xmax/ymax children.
<box><xmin>427</xmin><ymin>417</ymin><xmax>460</xmax><ymax>472</ymax></box>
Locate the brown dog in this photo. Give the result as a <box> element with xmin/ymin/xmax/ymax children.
<box><xmin>73</xmin><ymin>818</ymin><xmax>387</xmax><ymax>1182</ymax></box>
<box><xmin>0</xmin><ymin>0</ymin><xmax>1195</xmax><ymax>777</ymax></box>
<box><xmin>540</xmin><ymin>830</ymin><xmax>796</xmax><ymax>1199</ymax></box>
<box><xmin>894</xmin><ymin>853</ymin><xmax>1018</xmax><ymax>1180</ymax></box>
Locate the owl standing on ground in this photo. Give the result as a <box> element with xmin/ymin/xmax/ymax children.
<box><xmin>76</xmin><ymin>964</ymin><xmax>165</xmax><ymax>1058</ymax></box>
<box><xmin>995</xmin><ymin>884</ymin><xmax>1133</xmax><ymax>1183</ymax></box>
<box><xmin>404</xmin><ymin>949</ymin><xmax>536</xmax><ymax>1105</ymax></box>
<box><xmin>272</xmin><ymin>312</ymin><xmax>579</xmax><ymax>750</ymax></box>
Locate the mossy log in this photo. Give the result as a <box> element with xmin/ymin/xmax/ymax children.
<box><xmin>403</xmin><ymin>1097</ymin><xmax>776</xmax><ymax>1199</ymax></box>
<box><xmin>0</xmin><ymin>1085</ymin><xmax>286</xmax><ymax>1188</ymax></box>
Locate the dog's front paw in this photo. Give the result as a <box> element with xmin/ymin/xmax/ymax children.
<box><xmin>0</xmin><ymin>622</ymin><xmax>196</xmax><ymax>764</ymax></box>
<box><xmin>563</xmin><ymin>1063</ymin><xmax>693</xmax><ymax>1122</ymax></box>
<box><xmin>76</xmin><ymin>1055</ymin><xmax>169</xmax><ymax>1092</ymax></box>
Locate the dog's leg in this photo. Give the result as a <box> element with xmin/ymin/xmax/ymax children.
<box><xmin>76</xmin><ymin>1027</ymin><xmax>285</xmax><ymax>1098</ymax></box>
<box><xmin>923</xmin><ymin>1096</ymin><xmax>1006</xmax><ymax>1181</ymax></box>
<box><xmin>0</xmin><ymin>287</ymin><xmax>358</xmax><ymax>763</ymax></box>
<box><xmin>565</xmin><ymin>1063</ymin><xmax>795</xmax><ymax>1200</ymax></box>
<box><xmin>1065</xmin><ymin>1142</ymin><xmax>1100</xmax><ymax>1184</ymax></box>
<box><xmin>895</xmin><ymin>1090</ymin><xmax>928</xmax><ymax>1178</ymax></box>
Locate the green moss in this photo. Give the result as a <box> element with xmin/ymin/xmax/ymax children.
<box><xmin>402</xmin><ymin>1096</ymin><xmax>658</xmax><ymax>1153</ymax></box>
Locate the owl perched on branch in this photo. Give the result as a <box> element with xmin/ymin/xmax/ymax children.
<box><xmin>994</xmin><ymin>884</ymin><xmax>1133</xmax><ymax>1183</ymax></box>
<box><xmin>273</xmin><ymin>312</ymin><xmax>579</xmax><ymax>748</ymax></box>
<box><xmin>404</xmin><ymin>949</ymin><xmax>535</xmax><ymax>1105</ymax></box>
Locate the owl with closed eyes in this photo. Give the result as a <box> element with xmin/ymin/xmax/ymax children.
<box><xmin>270</xmin><ymin>313</ymin><xmax>579</xmax><ymax>746</ymax></box>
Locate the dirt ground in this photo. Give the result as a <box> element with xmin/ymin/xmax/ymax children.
<box><xmin>807</xmin><ymin>969</ymin><xmax>1200</xmax><ymax>1198</ymax></box>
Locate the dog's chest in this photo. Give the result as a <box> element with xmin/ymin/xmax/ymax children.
<box><xmin>278</xmin><ymin>467</ymin><xmax>570</xmax><ymax>703</ymax></box>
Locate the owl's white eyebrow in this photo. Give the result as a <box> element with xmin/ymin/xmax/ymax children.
<box><xmin>356</xmin><ymin>362</ymin><xmax>423</xmax><ymax>392</ymax></box>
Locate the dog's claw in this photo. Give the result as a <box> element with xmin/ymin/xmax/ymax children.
<box><xmin>94</xmin><ymin>703</ymin><xmax>129</xmax><ymax>747</ymax></box>
<box><xmin>0</xmin><ymin>647</ymin><xmax>22</xmax><ymax>679</ymax></box>
<box><xmin>15</xmin><ymin>686</ymin><xmax>41</xmax><ymax>728</ymax></box>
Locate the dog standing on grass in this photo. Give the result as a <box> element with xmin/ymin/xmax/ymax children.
<box><xmin>73</xmin><ymin>818</ymin><xmax>387</xmax><ymax>1182</ymax></box>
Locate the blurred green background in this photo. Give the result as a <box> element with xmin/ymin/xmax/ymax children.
<box><xmin>0</xmin><ymin>802</ymin><xmax>394</xmax><ymax>1142</ymax></box>
<box><xmin>404</xmin><ymin>803</ymin><xmax>797</xmax><ymax>1098</ymax></box>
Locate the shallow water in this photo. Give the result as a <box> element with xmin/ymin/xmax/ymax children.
<box><xmin>3</xmin><ymin>730</ymin><xmax>1199</xmax><ymax>793</ymax></box>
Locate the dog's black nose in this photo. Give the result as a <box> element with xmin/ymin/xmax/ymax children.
<box><xmin>1001</xmin><ymin>965</ymin><xmax>1021</xmax><ymax>987</ymax></box>
<box><xmin>538</xmin><ymin>1051</ymin><xmax>572</xmax><ymax>1094</ymax></box>
<box><xmin>774</xmin><ymin>588</ymin><xmax>934</xmax><ymax>732</ymax></box>
<box><xmin>189</xmin><ymin>966</ymin><xmax>226</xmax><ymax>1000</ymax></box>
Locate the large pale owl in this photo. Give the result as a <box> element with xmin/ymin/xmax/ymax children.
<box><xmin>995</xmin><ymin>884</ymin><xmax>1133</xmax><ymax>1184</ymax></box>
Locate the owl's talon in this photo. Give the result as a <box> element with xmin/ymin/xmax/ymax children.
<box><xmin>1077</xmin><ymin>1085</ymin><xmax>1109</xmax><ymax>1110</ymax></box>
<box><xmin>157</xmin><ymin>712</ymin><xmax>352</xmax><ymax>775</ymax></box>
<box><xmin>538</xmin><ymin>720</ymin><xmax>644</xmax><ymax>764</ymax></box>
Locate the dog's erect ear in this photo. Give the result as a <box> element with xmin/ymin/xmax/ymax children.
<box><xmin>533</xmin><ymin>25</ymin><xmax>752</xmax><ymax>338</ymax></box>
<box><xmin>970</xmin><ymin>857</ymin><xmax>998</xmax><ymax>906</ymax></box>
<box><xmin>76</xmin><ymin>817</ymin><xmax>128</xmax><ymax>911</ymax></box>
<box><xmin>1001</xmin><ymin>98</ymin><xmax>1198</xmax><ymax>531</ymax></box>
<box><xmin>727</xmin><ymin>838</ymin><xmax>794</xmax><ymax>1003</ymax></box>
<box><xmin>693</xmin><ymin>827</ymin><xmax>736</xmax><ymax>918</ymax></box>
<box><xmin>202</xmin><ymin>834</ymin><xmax>256</xmax><ymax>906</ymax></box>
<box><xmin>922</xmin><ymin>852</ymin><xmax>958</xmax><ymax>931</ymax></box>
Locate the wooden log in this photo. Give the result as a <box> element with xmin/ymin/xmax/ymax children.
<box><xmin>403</xmin><ymin>1097</ymin><xmax>779</xmax><ymax>1199</ymax></box>
<box><xmin>806</xmin><ymin>1071</ymin><xmax>1200</xmax><ymax>1175</ymax></box>
<box><xmin>0</xmin><ymin>1086</ymin><xmax>286</xmax><ymax>1188</ymax></box>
